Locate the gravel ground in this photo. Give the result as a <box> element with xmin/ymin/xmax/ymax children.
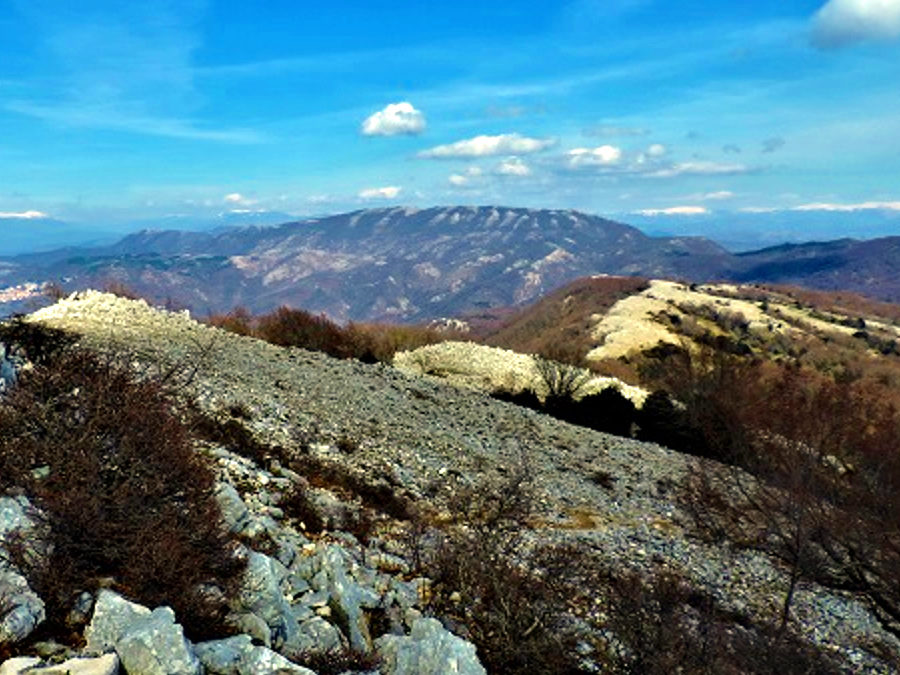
<box><xmin>26</xmin><ymin>291</ymin><xmax>900</xmax><ymax>672</ymax></box>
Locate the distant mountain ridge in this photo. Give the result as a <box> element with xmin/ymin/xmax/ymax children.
<box><xmin>1</xmin><ymin>205</ymin><xmax>899</xmax><ymax>320</ymax></box>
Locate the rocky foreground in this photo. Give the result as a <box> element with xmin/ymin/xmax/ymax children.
<box><xmin>1</xmin><ymin>291</ymin><xmax>899</xmax><ymax>673</ymax></box>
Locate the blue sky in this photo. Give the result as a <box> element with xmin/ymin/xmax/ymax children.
<box><xmin>1</xmin><ymin>0</ymin><xmax>899</xmax><ymax>239</ymax></box>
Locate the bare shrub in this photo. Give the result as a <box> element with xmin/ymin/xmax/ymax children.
<box><xmin>421</xmin><ymin>470</ymin><xmax>589</xmax><ymax>674</ymax></box>
<box><xmin>597</xmin><ymin>566</ymin><xmax>842</xmax><ymax>674</ymax></box>
<box><xmin>534</xmin><ymin>344</ymin><xmax>591</xmax><ymax>406</ymax></box>
<box><xmin>643</xmin><ymin>343</ymin><xmax>900</xmax><ymax>641</ymax></box>
<box><xmin>0</xmin><ymin>343</ymin><xmax>244</xmax><ymax>642</ymax></box>
<box><xmin>417</xmin><ymin>468</ymin><xmax>842</xmax><ymax>673</ymax></box>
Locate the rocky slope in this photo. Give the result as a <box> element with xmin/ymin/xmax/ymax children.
<box><xmin>1</xmin><ymin>292</ymin><xmax>899</xmax><ymax>672</ymax></box>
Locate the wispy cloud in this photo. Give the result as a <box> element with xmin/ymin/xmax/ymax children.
<box><xmin>0</xmin><ymin>210</ymin><xmax>49</xmax><ymax>219</ymax></box>
<box><xmin>687</xmin><ymin>190</ymin><xmax>735</xmax><ymax>201</ymax></box>
<box><xmin>6</xmin><ymin>101</ymin><xmax>264</xmax><ymax>143</ymax></box>
<box><xmin>8</xmin><ymin>1</ymin><xmax>263</xmax><ymax>143</ymax></box>
<box><xmin>635</xmin><ymin>206</ymin><xmax>710</xmax><ymax>216</ymax></box>
<box><xmin>791</xmin><ymin>200</ymin><xmax>900</xmax><ymax>212</ymax></box>
<box><xmin>418</xmin><ymin>133</ymin><xmax>554</xmax><ymax>159</ymax></box>
<box><xmin>645</xmin><ymin>161</ymin><xmax>751</xmax><ymax>178</ymax></box>
<box><xmin>582</xmin><ymin>124</ymin><xmax>650</xmax><ymax>138</ymax></box>
<box><xmin>812</xmin><ymin>0</ymin><xmax>900</xmax><ymax>48</ymax></box>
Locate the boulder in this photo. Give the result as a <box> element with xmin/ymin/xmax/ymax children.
<box><xmin>230</xmin><ymin>551</ymin><xmax>301</xmax><ymax>653</ymax></box>
<box><xmin>114</xmin><ymin>607</ymin><xmax>200</xmax><ymax>675</ymax></box>
<box><xmin>194</xmin><ymin>634</ymin><xmax>315</xmax><ymax>675</ymax></box>
<box><xmin>300</xmin><ymin>546</ymin><xmax>381</xmax><ymax>653</ymax></box>
<box><xmin>84</xmin><ymin>591</ymin><xmax>199</xmax><ymax>675</ymax></box>
<box><xmin>0</xmin><ymin>569</ymin><xmax>45</xmax><ymax>647</ymax></box>
<box><xmin>0</xmin><ymin>342</ymin><xmax>20</xmax><ymax>395</ymax></box>
<box><xmin>289</xmin><ymin>616</ymin><xmax>344</xmax><ymax>656</ymax></box>
<box><xmin>0</xmin><ymin>496</ymin><xmax>47</xmax><ymax>647</ymax></box>
<box><xmin>376</xmin><ymin>617</ymin><xmax>486</xmax><ymax>675</ymax></box>
<box><xmin>84</xmin><ymin>590</ymin><xmax>151</xmax><ymax>653</ymax></box>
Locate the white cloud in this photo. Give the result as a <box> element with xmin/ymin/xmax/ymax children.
<box><xmin>418</xmin><ymin>133</ymin><xmax>554</xmax><ymax>159</ymax></box>
<box><xmin>791</xmin><ymin>200</ymin><xmax>900</xmax><ymax>212</ymax></box>
<box><xmin>496</xmin><ymin>157</ymin><xmax>532</xmax><ymax>176</ymax></box>
<box><xmin>694</xmin><ymin>190</ymin><xmax>735</xmax><ymax>201</ymax></box>
<box><xmin>740</xmin><ymin>206</ymin><xmax>780</xmax><ymax>213</ymax></box>
<box><xmin>635</xmin><ymin>206</ymin><xmax>710</xmax><ymax>216</ymax></box>
<box><xmin>0</xmin><ymin>210</ymin><xmax>49</xmax><ymax>219</ymax></box>
<box><xmin>583</xmin><ymin>124</ymin><xmax>650</xmax><ymax>137</ymax></box>
<box><xmin>812</xmin><ymin>0</ymin><xmax>900</xmax><ymax>47</ymax></box>
<box><xmin>566</xmin><ymin>145</ymin><xmax>623</xmax><ymax>168</ymax></box>
<box><xmin>448</xmin><ymin>166</ymin><xmax>485</xmax><ymax>187</ymax></box>
<box><xmin>646</xmin><ymin>161</ymin><xmax>749</xmax><ymax>178</ymax></box>
<box><xmin>358</xmin><ymin>186</ymin><xmax>402</xmax><ymax>199</ymax></box>
<box><xmin>647</xmin><ymin>143</ymin><xmax>667</xmax><ymax>157</ymax></box>
<box><xmin>361</xmin><ymin>102</ymin><xmax>426</xmax><ymax>136</ymax></box>
<box><xmin>224</xmin><ymin>193</ymin><xmax>257</xmax><ymax>206</ymax></box>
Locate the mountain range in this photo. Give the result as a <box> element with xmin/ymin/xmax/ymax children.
<box><xmin>2</xmin><ymin>205</ymin><xmax>899</xmax><ymax>321</ymax></box>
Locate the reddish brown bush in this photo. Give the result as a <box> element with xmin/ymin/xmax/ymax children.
<box><xmin>206</xmin><ymin>306</ymin><xmax>255</xmax><ymax>336</ymax></box>
<box><xmin>484</xmin><ymin>275</ymin><xmax>649</xmax><ymax>357</ymax></box>
<box><xmin>641</xmin><ymin>344</ymin><xmax>900</xmax><ymax>639</ymax></box>
<box><xmin>0</xmin><ymin>344</ymin><xmax>244</xmax><ymax>641</ymax></box>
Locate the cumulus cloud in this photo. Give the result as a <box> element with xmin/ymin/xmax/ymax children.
<box><xmin>761</xmin><ymin>137</ymin><xmax>786</xmax><ymax>153</ymax></box>
<box><xmin>0</xmin><ymin>210</ymin><xmax>49</xmax><ymax>219</ymax></box>
<box><xmin>358</xmin><ymin>186</ymin><xmax>402</xmax><ymax>199</ymax></box>
<box><xmin>418</xmin><ymin>133</ymin><xmax>554</xmax><ymax>159</ymax></box>
<box><xmin>635</xmin><ymin>206</ymin><xmax>710</xmax><ymax>216</ymax></box>
<box><xmin>361</xmin><ymin>102</ymin><xmax>426</xmax><ymax>136</ymax></box>
<box><xmin>496</xmin><ymin>157</ymin><xmax>532</xmax><ymax>176</ymax></box>
<box><xmin>812</xmin><ymin>0</ymin><xmax>900</xmax><ymax>48</ymax></box>
<box><xmin>448</xmin><ymin>166</ymin><xmax>484</xmax><ymax>188</ymax></box>
<box><xmin>224</xmin><ymin>192</ymin><xmax>257</xmax><ymax>206</ymax></box>
<box><xmin>646</xmin><ymin>143</ymin><xmax>667</xmax><ymax>157</ymax></box>
<box><xmin>645</xmin><ymin>161</ymin><xmax>750</xmax><ymax>178</ymax></box>
<box><xmin>566</xmin><ymin>145</ymin><xmax>623</xmax><ymax>168</ymax></box>
<box><xmin>791</xmin><ymin>200</ymin><xmax>900</xmax><ymax>212</ymax></box>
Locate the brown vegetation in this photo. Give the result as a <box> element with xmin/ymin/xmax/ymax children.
<box><xmin>418</xmin><ymin>468</ymin><xmax>842</xmax><ymax>674</ymax></box>
<box><xmin>640</xmin><ymin>344</ymin><xmax>900</xmax><ymax>638</ymax></box>
<box><xmin>482</xmin><ymin>275</ymin><xmax>649</xmax><ymax>358</ymax></box>
<box><xmin>0</xmin><ymin>334</ymin><xmax>244</xmax><ymax>642</ymax></box>
<box><xmin>206</xmin><ymin>305</ymin><xmax>458</xmax><ymax>363</ymax></box>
